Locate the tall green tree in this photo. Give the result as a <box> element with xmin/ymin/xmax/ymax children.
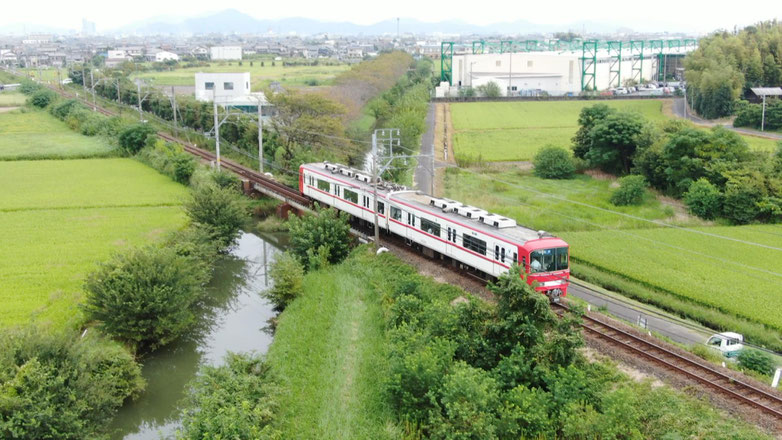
<box><xmin>586</xmin><ymin>112</ymin><xmax>644</xmax><ymax>174</ymax></box>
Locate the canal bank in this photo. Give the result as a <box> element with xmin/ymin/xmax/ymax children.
<box><xmin>111</xmin><ymin>231</ymin><xmax>285</xmax><ymax>440</ymax></box>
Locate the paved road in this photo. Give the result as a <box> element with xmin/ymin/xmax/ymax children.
<box><xmin>567</xmin><ymin>282</ymin><xmax>708</xmax><ymax>346</ymax></box>
<box><xmin>414</xmin><ymin>103</ymin><xmax>435</xmax><ymax>194</ymax></box>
<box><xmin>672</xmin><ymin>98</ymin><xmax>782</xmax><ymax>140</ymax></box>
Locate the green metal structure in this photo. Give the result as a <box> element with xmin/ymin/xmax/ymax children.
<box><xmin>630</xmin><ymin>40</ymin><xmax>645</xmax><ymax>84</ymax></box>
<box><xmin>580</xmin><ymin>40</ymin><xmax>598</xmax><ymax>91</ymax></box>
<box><xmin>607</xmin><ymin>41</ymin><xmax>623</xmax><ymax>88</ymax></box>
<box><xmin>440</xmin><ymin>42</ymin><xmax>454</xmax><ymax>84</ymax></box>
<box><xmin>440</xmin><ymin>38</ymin><xmax>698</xmax><ymax>87</ymax></box>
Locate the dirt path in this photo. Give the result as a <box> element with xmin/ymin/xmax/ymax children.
<box><xmin>0</xmin><ymin>106</ymin><xmax>19</xmax><ymax>113</ymax></box>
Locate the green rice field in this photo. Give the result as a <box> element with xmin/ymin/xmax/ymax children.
<box><xmin>450</xmin><ymin>100</ymin><xmax>666</xmax><ymax>162</ymax></box>
<box><xmin>0</xmin><ymin>110</ymin><xmax>115</xmax><ymax>160</ymax></box>
<box><xmin>131</xmin><ymin>62</ymin><xmax>350</xmax><ymax>90</ymax></box>
<box><xmin>0</xmin><ymin>157</ymin><xmax>188</xmax><ymax>329</ymax></box>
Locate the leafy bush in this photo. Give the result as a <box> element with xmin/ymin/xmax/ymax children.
<box><xmin>0</xmin><ymin>328</ymin><xmax>145</xmax><ymax>439</ymax></box>
<box><xmin>532</xmin><ymin>146</ymin><xmax>575</xmax><ymax>179</ymax></box>
<box><xmin>49</xmin><ymin>98</ymin><xmax>80</xmax><ymax>119</ymax></box>
<box><xmin>211</xmin><ymin>169</ymin><xmax>241</xmax><ymax>189</ymax></box>
<box><xmin>83</xmin><ymin>246</ymin><xmax>209</xmax><ymax>351</ymax></box>
<box><xmin>684</xmin><ymin>178</ymin><xmax>723</xmax><ymax>219</ymax></box>
<box><xmin>287</xmin><ymin>205</ymin><xmax>352</xmax><ymax>271</ymax></box>
<box><xmin>19</xmin><ymin>80</ymin><xmax>42</xmax><ymax>95</ymax></box>
<box><xmin>137</xmin><ymin>140</ymin><xmax>197</xmax><ymax>184</ymax></box>
<box><xmin>178</xmin><ymin>352</ymin><xmax>280</xmax><ymax>439</ymax></box>
<box><xmin>738</xmin><ymin>349</ymin><xmax>776</xmax><ymax>376</ymax></box>
<box><xmin>185</xmin><ymin>183</ymin><xmax>248</xmax><ymax>248</ymax></box>
<box><xmin>430</xmin><ymin>362</ymin><xmax>500</xmax><ymax>439</ymax></box>
<box><xmin>28</xmin><ymin>89</ymin><xmax>57</xmax><ymax>108</ymax></box>
<box><xmin>118</xmin><ymin>123</ymin><xmax>156</xmax><ymax>154</ymax></box>
<box><xmin>264</xmin><ymin>252</ymin><xmax>304</xmax><ymax>310</ymax></box>
<box><xmin>733</xmin><ymin>103</ymin><xmax>762</xmax><ymax>127</ymax></box>
<box><xmin>477</xmin><ymin>81</ymin><xmax>502</xmax><ymax>98</ymax></box>
<box><xmin>721</xmin><ymin>173</ymin><xmax>765</xmax><ymax>224</ymax></box>
<box><xmin>610</xmin><ymin>175</ymin><xmax>647</xmax><ymax>206</ymax></box>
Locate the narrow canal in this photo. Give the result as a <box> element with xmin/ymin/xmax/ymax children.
<box><xmin>110</xmin><ymin>231</ymin><xmax>285</xmax><ymax>440</ymax></box>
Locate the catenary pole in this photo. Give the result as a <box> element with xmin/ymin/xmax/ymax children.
<box><xmin>213</xmin><ymin>88</ymin><xmax>221</xmax><ymax>170</ymax></box>
<box><xmin>258</xmin><ymin>99</ymin><xmax>264</xmax><ymax>173</ymax></box>
<box><xmin>170</xmin><ymin>86</ymin><xmax>178</xmax><ymax>136</ymax></box>
<box><xmin>372</xmin><ymin>131</ymin><xmax>380</xmax><ymax>250</ymax></box>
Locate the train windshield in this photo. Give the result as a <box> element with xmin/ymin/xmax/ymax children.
<box><xmin>529</xmin><ymin>247</ymin><xmax>568</xmax><ymax>273</ymax></box>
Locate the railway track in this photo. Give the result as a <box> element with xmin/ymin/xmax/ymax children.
<box><xmin>41</xmin><ymin>80</ymin><xmax>782</xmax><ymax>424</ymax></box>
<box><xmin>553</xmin><ymin>302</ymin><xmax>782</xmax><ymax>420</ymax></box>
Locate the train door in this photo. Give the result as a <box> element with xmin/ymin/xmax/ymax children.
<box><xmin>446</xmin><ymin>226</ymin><xmax>456</xmax><ymax>256</ymax></box>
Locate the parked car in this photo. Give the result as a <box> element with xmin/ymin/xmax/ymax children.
<box><xmin>706</xmin><ymin>332</ymin><xmax>744</xmax><ymax>358</ymax></box>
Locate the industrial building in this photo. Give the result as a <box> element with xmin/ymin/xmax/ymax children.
<box><xmin>210</xmin><ymin>46</ymin><xmax>242</xmax><ymax>60</ymax></box>
<box><xmin>436</xmin><ymin>39</ymin><xmax>697</xmax><ymax>97</ymax></box>
<box><xmin>194</xmin><ymin>72</ymin><xmax>271</xmax><ymax>116</ymax></box>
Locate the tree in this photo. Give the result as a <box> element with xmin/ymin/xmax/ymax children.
<box><xmin>610</xmin><ymin>175</ymin><xmax>647</xmax><ymax>206</ymax></box>
<box><xmin>722</xmin><ymin>171</ymin><xmax>766</xmax><ymax>224</ymax></box>
<box><xmin>430</xmin><ymin>362</ymin><xmax>500</xmax><ymax>440</ymax></box>
<box><xmin>738</xmin><ymin>349</ymin><xmax>775</xmax><ymax>376</ymax></box>
<box><xmin>587</xmin><ymin>112</ymin><xmax>644</xmax><ymax>174</ymax></box>
<box><xmin>533</xmin><ymin>146</ymin><xmax>576</xmax><ymax>179</ymax></box>
<box><xmin>0</xmin><ymin>328</ymin><xmax>145</xmax><ymax>439</ymax></box>
<box><xmin>684</xmin><ymin>178</ymin><xmax>723</xmax><ymax>219</ymax></box>
<box><xmin>477</xmin><ymin>81</ymin><xmax>502</xmax><ymax>98</ymax></box>
<box><xmin>572</xmin><ymin>104</ymin><xmax>615</xmax><ymax>160</ymax></box>
<box><xmin>263</xmin><ymin>252</ymin><xmax>304</xmax><ymax>310</ymax></box>
<box><xmin>287</xmin><ymin>205</ymin><xmax>352</xmax><ymax>271</ymax></box>
<box><xmin>118</xmin><ymin>123</ymin><xmax>156</xmax><ymax>154</ymax></box>
<box><xmin>179</xmin><ymin>353</ymin><xmax>280</xmax><ymax>439</ymax></box>
<box><xmin>83</xmin><ymin>246</ymin><xmax>209</xmax><ymax>351</ymax></box>
<box><xmin>28</xmin><ymin>89</ymin><xmax>56</xmax><ymax>108</ymax></box>
<box><xmin>185</xmin><ymin>183</ymin><xmax>248</xmax><ymax>249</ymax></box>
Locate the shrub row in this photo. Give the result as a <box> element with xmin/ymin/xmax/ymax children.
<box><xmin>378</xmin><ymin>259</ymin><xmax>768</xmax><ymax>438</ymax></box>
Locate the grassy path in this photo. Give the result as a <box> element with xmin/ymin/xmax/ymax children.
<box><xmin>266</xmin><ymin>253</ymin><xmax>398</xmax><ymax>439</ymax></box>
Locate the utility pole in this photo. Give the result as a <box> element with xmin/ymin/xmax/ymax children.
<box><xmin>170</xmin><ymin>86</ymin><xmax>178</xmax><ymax>136</ymax></box>
<box><xmin>683</xmin><ymin>84</ymin><xmax>687</xmax><ymax>119</ymax></box>
<box><xmin>258</xmin><ymin>101</ymin><xmax>264</xmax><ymax>173</ymax></box>
<box><xmin>81</xmin><ymin>64</ymin><xmax>87</xmax><ymax>92</ymax></box>
<box><xmin>212</xmin><ymin>88</ymin><xmax>221</xmax><ymax>170</ymax></box>
<box><xmin>90</xmin><ymin>69</ymin><xmax>96</xmax><ymax>111</ymax></box>
<box><xmin>135</xmin><ymin>80</ymin><xmax>150</xmax><ymax>121</ymax></box>
<box><xmin>761</xmin><ymin>94</ymin><xmax>766</xmax><ymax>132</ymax></box>
<box><xmin>371</xmin><ymin>131</ymin><xmax>380</xmax><ymax>250</ymax></box>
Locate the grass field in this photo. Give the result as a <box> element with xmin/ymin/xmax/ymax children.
<box><xmin>0</xmin><ymin>110</ymin><xmax>116</xmax><ymax>160</ymax></box>
<box><xmin>0</xmin><ymin>206</ymin><xmax>186</xmax><ymax>328</ymax></box>
<box><xmin>0</xmin><ymin>159</ymin><xmax>187</xmax><ymax>211</ymax></box>
<box><xmin>450</xmin><ymin>100</ymin><xmax>666</xmax><ymax>162</ymax></box>
<box><xmin>0</xmin><ymin>92</ymin><xmax>26</xmax><ymax>107</ymax></box>
<box><xmin>564</xmin><ymin>225</ymin><xmax>782</xmax><ymax>332</ymax></box>
<box><xmin>443</xmin><ymin>167</ymin><xmax>691</xmax><ymax>232</ymax></box>
<box><xmin>131</xmin><ymin>62</ymin><xmax>350</xmax><ymax>91</ymax></box>
<box><xmin>0</xmin><ymin>156</ymin><xmax>188</xmax><ymax>329</ymax></box>
<box><xmin>449</xmin><ymin>100</ymin><xmax>779</xmax><ymax>161</ymax></box>
<box><xmin>266</xmin><ymin>249</ymin><xmax>397</xmax><ymax>439</ymax></box>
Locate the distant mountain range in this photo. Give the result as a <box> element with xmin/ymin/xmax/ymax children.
<box><xmin>114</xmin><ymin>9</ymin><xmax>662</xmax><ymax>36</ymax></box>
<box><xmin>0</xmin><ymin>9</ymin><xmax>691</xmax><ymax>37</ymax></box>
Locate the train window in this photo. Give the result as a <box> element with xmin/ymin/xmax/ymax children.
<box><xmin>447</xmin><ymin>227</ymin><xmax>452</xmax><ymax>241</ymax></box>
<box><xmin>530</xmin><ymin>247</ymin><xmax>568</xmax><ymax>273</ymax></box>
<box><xmin>420</xmin><ymin>218</ymin><xmax>440</xmax><ymax>236</ymax></box>
<box><xmin>333</xmin><ymin>184</ymin><xmax>340</xmax><ymax>196</ymax></box>
<box><xmin>317</xmin><ymin>179</ymin><xmax>330</xmax><ymax>192</ymax></box>
<box><xmin>343</xmin><ymin>189</ymin><xmax>358</xmax><ymax>204</ymax></box>
<box><xmin>494</xmin><ymin>245</ymin><xmax>499</xmax><ymax>260</ymax></box>
<box><xmin>501</xmin><ymin>248</ymin><xmax>506</xmax><ymax>263</ymax></box>
<box><xmin>407</xmin><ymin>212</ymin><xmax>415</xmax><ymax>226</ymax></box>
<box><xmin>378</xmin><ymin>201</ymin><xmax>385</xmax><ymax>214</ymax></box>
<box><xmin>521</xmin><ymin>255</ymin><xmax>525</xmax><ymax>271</ymax></box>
<box><xmin>390</xmin><ymin>206</ymin><xmax>402</xmax><ymax>221</ymax></box>
<box><xmin>463</xmin><ymin>235</ymin><xmax>487</xmax><ymax>256</ymax></box>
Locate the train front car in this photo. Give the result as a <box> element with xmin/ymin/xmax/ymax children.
<box><xmin>521</xmin><ymin>237</ymin><xmax>570</xmax><ymax>301</ymax></box>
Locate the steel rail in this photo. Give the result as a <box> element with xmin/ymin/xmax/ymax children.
<box><xmin>554</xmin><ymin>303</ymin><xmax>782</xmax><ymax>420</ymax></box>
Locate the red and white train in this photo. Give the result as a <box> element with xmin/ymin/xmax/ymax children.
<box><xmin>299</xmin><ymin>162</ymin><xmax>570</xmax><ymax>299</ymax></box>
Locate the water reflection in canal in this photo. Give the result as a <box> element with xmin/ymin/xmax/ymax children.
<box><xmin>110</xmin><ymin>231</ymin><xmax>286</xmax><ymax>440</ymax></box>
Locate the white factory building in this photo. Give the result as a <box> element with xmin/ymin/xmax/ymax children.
<box><xmin>436</xmin><ymin>46</ymin><xmax>693</xmax><ymax>98</ymax></box>
<box><xmin>210</xmin><ymin>46</ymin><xmax>242</xmax><ymax>61</ymax></box>
<box><xmin>194</xmin><ymin>72</ymin><xmax>271</xmax><ymax>116</ymax></box>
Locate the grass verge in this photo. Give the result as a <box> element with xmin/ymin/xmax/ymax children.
<box><xmin>266</xmin><ymin>248</ymin><xmax>399</xmax><ymax>439</ymax></box>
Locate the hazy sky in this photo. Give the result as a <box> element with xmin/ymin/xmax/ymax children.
<box><xmin>2</xmin><ymin>0</ymin><xmax>780</xmax><ymax>33</ymax></box>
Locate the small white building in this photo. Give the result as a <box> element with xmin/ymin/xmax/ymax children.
<box><xmin>155</xmin><ymin>51</ymin><xmax>179</xmax><ymax>62</ymax></box>
<box><xmin>194</xmin><ymin>72</ymin><xmax>271</xmax><ymax>116</ymax></box>
<box><xmin>105</xmin><ymin>50</ymin><xmax>131</xmax><ymax>68</ymax></box>
<box><xmin>210</xmin><ymin>46</ymin><xmax>242</xmax><ymax>61</ymax></box>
